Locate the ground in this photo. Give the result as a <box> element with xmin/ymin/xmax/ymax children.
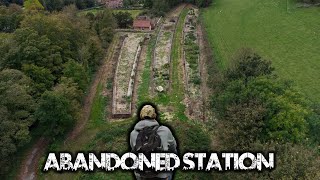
<box><xmin>15</xmin><ymin>4</ymin><xmax>213</xmax><ymax>180</ymax></box>
<box><xmin>203</xmin><ymin>0</ymin><xmax>320</xmax><ymax>102</ymax></box>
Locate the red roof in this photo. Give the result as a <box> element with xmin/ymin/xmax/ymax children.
<box><xmin>133</xmin><ymin>19</ymin><xmax>152</xmax><ymax>28</ymax></box>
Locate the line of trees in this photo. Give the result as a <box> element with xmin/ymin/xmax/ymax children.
<box><xmin>299</xmin><ymin>0</ymin><xmax>320</xmax><ymax>4</ymax></box>
<box><xmin>1</xmin><ymin>0</ymin><xmax>96</xmax><ymax>11</ymax></box>
<box><xmin>0</xmin><ymin>3</ymin><xmax>116</xmax><ymax>175</ymax></box>
<box><xmin>143</xmin><ymin>0</ymin><xmax>213</xmax><ymax>16</ymax></box>
<box><xmin>209</xmin><ymin>48</ymin><xmax>320</xmax><ymax>179</ymax></box>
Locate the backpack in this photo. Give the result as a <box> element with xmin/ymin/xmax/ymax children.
<box><xmin>133</xmin><ymin>125</ymin><xmax>162</xmax><ymax>177</ymax></box>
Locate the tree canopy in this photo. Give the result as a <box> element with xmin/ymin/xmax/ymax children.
<box><xmin>0</xmin><ymin>69</ymin><xmax>35</xmax><ymax>174</ymax></box>
<box><xmin>0</xmin><ymin>4</ymin><xmax>115</xmax><ymax>176</ymax></box>
<box><xmin>210</xmin><ymin>48</ymin><xmax>320</xmax><ymax>178</ymax></box>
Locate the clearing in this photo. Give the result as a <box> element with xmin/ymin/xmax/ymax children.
<box><xmin>203</xmin><ymin>0</ymin><xmax>320</xmax><ymax>102</ymax></box>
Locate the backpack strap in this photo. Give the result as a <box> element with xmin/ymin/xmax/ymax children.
<box><xmin>153</xmin><ymin>125</ymin><xmax>160</xmax><ymax>132</ymax></box>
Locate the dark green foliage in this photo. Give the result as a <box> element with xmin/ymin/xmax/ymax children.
<box><xmin>143</xmin><ymin>0</ymin><xmax>153</xmax><ymax>8</ymax></box>
<box><xmin>113</xmin><ymin>11</ymin><xmax>133</xmax><ymax>29</ymax></box>
<box><xmin>190</xmin><ymin>75</ymin><xmax>201</xmax><ymax>85</ymax></box>
<box><xmin>40</xmin><ymin>0</ymin><xmax>96</xmax><ymax>11</ymax></box>
<box><xmin>63</xmin><ymin>60</ymin><xmax>89</xmax><ymax>92</ymax></box>
<box><xmin>93</xmin><ymin>10</ymin><xmax>117</xmax><ymax>48</ymax></box>
<box><xmin>75</xmin><ymin>0</ymin><xmax>95</xmax><ymax>10</ymax></box>
<box><xmin>0</xmin><ymin>5</ymin><xmax>113</xmax><ymax>176</ymax></box>
<box><xmin>22</xmin><ymin>64</ymin><xmax>55</xmax><ymax>96</ymax></box>
<box><xmin>1</xmin><ymin>9</ymin><xmax>104</xmax><ymax>82</ymax></box>
<box><xmin>194</xmin><ymin>0</ymin><xmax>213</xmax><ymax>7</ymax></box>
<box><xmin>306</xmin><ymin>104</ymin><xmax>320</xmax><ymax>143</ymax></box>
<box><xmin>209</xmin><ymin>49</ymin><xmax>320</xmax><ymax>178</ymax></box>
<box><xmin>298</xmin><ymin>0</ymin><xmax>320</xmax><ymax>4</ymax></box>
<box><xmin>36</xmin><ymin>90</ymin><xmax>74</xmax><ymax>136</ymax></box>
<box><xmin>212</xmin><ymin>49</ymin><xmax>311</xmax><ymax>145</ymax></box>
<box><xmin>150</xmin><ymin>0</ymin><xmax>169</xmax><ymax>16</ymax></box>
<box><xmin>41</xmin><ymin>0</ymin><xmax>64</xmax><ymax>11</ymax></box>
<box><xmin>0</xmin><ymin>69</ymin><xmax>35</xmax><ymax>175</ymax></box>
<box><xmin>212</xmin><ymin>142</ymin><xmax>320</xmax><ymax>179</ymax></box>
<box><xmin>1</xmin><ymin>0</ymin><xmax>24</xmax><ymax>6</ymax></box>
<box><xmin>53</xmin><ymin>77</ymin><xmax>83</xmax><ymax>114</ymax></box>
<box><xmin>227</xmin><ymin>48</ymin><xmax>274</xmax><ymax>83</ymax></box>
<box><xmin>0</xmin><ymin>4</ymin><xmax>23</xmax><ymax>32</ymax></box>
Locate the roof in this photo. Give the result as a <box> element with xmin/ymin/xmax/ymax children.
<box><xmin>133</xmin><ymin>19</ymin><xmax>152</xmax><ymax>28</ymax></box>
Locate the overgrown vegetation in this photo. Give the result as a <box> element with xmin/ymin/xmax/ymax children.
<box><xmin>113</xmin><ymin>11</ymin><xmax>134</xmax><ymax>28</ymax></box>
<box><xmin>78</xmin><ymin>119</ymin><xmax>212</xmax><ymax>179</ymax></box>
<box><xmin>209</xmin><ymin>48</ymin><xmax>320</xmax><ymax>179</ymax></box>
<box><xmin>0</xmin><ymin>4</ymin><xmax>116</xmax><ymax>176</ymax></box>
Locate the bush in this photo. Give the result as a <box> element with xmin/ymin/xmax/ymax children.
<box><xmin>211</xmin><ymin>49</ymin><xmax>312</xmax><ymax>146</ymax></box>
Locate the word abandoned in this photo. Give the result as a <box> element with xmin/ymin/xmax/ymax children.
<box><xmin>43</xmin><ymin>152</ymin><xmax>275</xmax><ymax>172</ymax></box>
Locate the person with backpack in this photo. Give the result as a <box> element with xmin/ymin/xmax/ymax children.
<box><xmin>130</xmin><ymin>104</ymin><xmax>177</xmax><ymax>180</ymax></box>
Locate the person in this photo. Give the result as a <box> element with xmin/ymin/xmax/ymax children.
<box><xmin>130</xmin><ymin>104</ymin><xmax>177</xmax><ymax>180</ymax></box>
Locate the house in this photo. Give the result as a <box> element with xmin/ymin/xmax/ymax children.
<box><xmin>133</xmin><ymin>16</ymin><xmax>152</xmax><ymax>30</ymax></box>
<box><xmin>98</xmin><ymin>0</ymin><xmax>123</xmax><ymax>9</ymax></box>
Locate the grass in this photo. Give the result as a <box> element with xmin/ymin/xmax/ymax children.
<box><xmin>80</xmin><ymin>8</ymin><xmax>143</xmax><ymax>18</ymax></box>
<box><xmin>137</xmin><ymin>32</ymin><xmax>157</xmax><ymax>104</ymax></box>
<box><xmin>87</xmin><ymin>83</ymin><xmax>108</xmax><ymax>128</ymax></box>
<box><xmin>202</xmin><ymin>0</ymin><xmax>320</xmax><ymax>102</ymax></box>
<box><xmin>169</xmin><ymin>8</ymin><xmax>189</xmax><ymax>121</ymax></box>
<box><xmin>113</xmin><ymin>9</ymin><xmax>143</xmax><ymax>18</ymax></box>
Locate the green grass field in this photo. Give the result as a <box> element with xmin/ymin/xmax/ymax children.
<box><xmin>202</xmin><ymin>0</ymin><xmax>320</xmax><ymax>102</ymax></box>
<box><xmin>80</xmin><ymin>8</ymin><xmax>143</xmax><ymax>18</ymax></box>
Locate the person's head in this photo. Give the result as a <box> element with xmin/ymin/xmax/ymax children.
<box><xmin>139</xmin><ymin>104</ymin><xmax>157</xmax><ymax>120</ymax></box>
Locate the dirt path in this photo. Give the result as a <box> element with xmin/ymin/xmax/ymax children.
<box><xmin>17</xmin><ymin>137</ymin><xmax>48</xmax><ymax>180</ymax></box>
<box><xmin>17</xmin><ymin>37</ymin><xmax>118</xmax><ymax>180</ymax></box>
<box><xmin>198</xmin><ymin>23</ymin><xmax>216</xmax><ymax>123</ymax></box>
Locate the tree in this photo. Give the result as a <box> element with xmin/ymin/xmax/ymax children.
<box><xmin>226</xmin><ymin>48</ymin><xmax>274</xmax><ymax>83</ymax></box>
<box><xmin>0</xmin><ymin>4</ymin><xmax>23</xmax><ymax>33</ymax></box>
<box><xmin>212</xmin><ymin>142</ymin><xmax>320</xmax><ymax>179</ymax></box>
<box><xmin>94</xmin><ymin>10</ymin><xmax>117</xmax><ymax>34</ymax></box>
<box><xmin>195</xmin><ymin>0</ymin><xmax>213</xmax><ymax>7</ymax></box>
<box><xmin>75</xmin><ymin>0</ymin><xmax>95</xmax><ymax>10</ymax></box>
<box><xmin>63</xmin><ymin>60</ymin><xmax>89</xmax><ymax>92</ymax></box>
<box><xmin>24</xmin><ymin>0</ymin><xmax>44</xmax><ymax>11</ymax></box>
<box><xmin>41</xmin><ymin>0</ymin><xmax>64</xmax><ymax>11</ymax></box>
<box><xmin>36</xmin><ymin>90</ymin><xmax>73</xmax><ymax>136</ymax></box>
<box><xmin>0</xmin><ymin>69</ymin><xmax>35</xmax><ymax>175</ymax></box>
<box><xmin>113</xmin><ymin>11</ymin><xmax>133</xmax><ymax>29</ymax></box>
<box><xmin>143</xmin><ymin>0</ymin><xmax>153</xmax><ymax>8</ymax></box>
<box><xmin>1</xmin><ymin>9</ymin><xmax>105</xmax><ymax>87</ymax></box>
<box><xmin>212</xmin><ymin>49</ymin><xmax>311</xmax><ymax>145</ymax></box>
<box><xmin>214</xmin><ymin>99</ymin><xmax>267</xmax><ymax>150</ymax></box>
<box><xmin>307</xmin><ymin>104</ymin><xmax>320</xmax><ymax>143</ymax></box>
<box><xmin>54</xmin><ymin>77</ymin><xmax>82</xmax><ymax>116</ymax></box>
<box><xmin>151</xmin><ymin>0</ymin><xmax>169</xmax><ymax>16</ymax></box>
<box><xmin>22</xmin><ymin>64</ymin><xmax>55</xmax><ymax>95</ymax></box>
<box><xmin>1</xmin><ymin>0</ymin><xmax>24</xmax><ymax>6</ymax></box>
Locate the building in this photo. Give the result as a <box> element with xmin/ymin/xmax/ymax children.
<box><xmin>133</xmin><ymin>16</ymin><xmax>152</xmax><ymax>30</ymax></box>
